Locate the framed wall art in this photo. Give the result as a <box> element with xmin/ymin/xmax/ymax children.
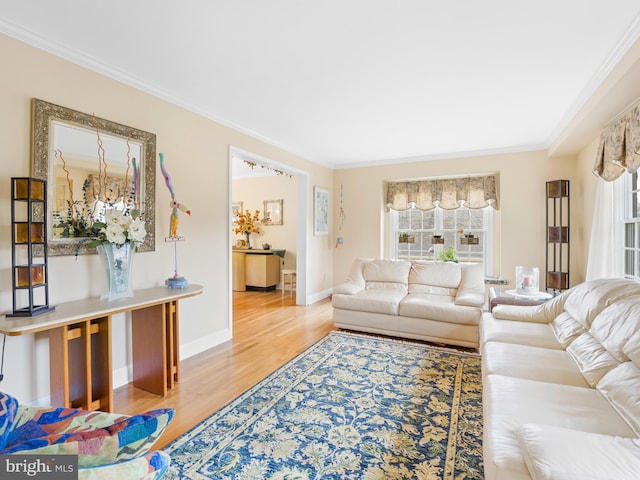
<box><xmin>314</xmin><ymin>186</ymin><xmax>329</xmax><ymax>236</ymax></box>
<box><xmin>232</xmin><ymin>201</ymin><xmax>243</xmax><ymax>219</ymax></box>
<box><xmin>264</xmin><ymin>199</ymin><xmax>283</xmax><ymax>225</ymax></box>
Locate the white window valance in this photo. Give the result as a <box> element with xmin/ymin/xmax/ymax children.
<box><xmin>386</xmin><ymin>174</ymin><xmax>499</xmax><ymax>211</ymax></box>
<box><xmin>593</xmin><ymin>104</ymin><xmax>640</xmax><ymax>181</ymax></box>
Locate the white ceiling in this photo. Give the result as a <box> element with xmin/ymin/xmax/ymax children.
<box><xmin>2</xmin><ymin>1</ymin><xmax>640</xmax><ymax>168</ymax></box>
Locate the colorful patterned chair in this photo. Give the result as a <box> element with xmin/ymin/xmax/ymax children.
<box><xmin>0</xmin><ymin>392</ymin><xmax>174</xmax><ymax>480</ymax></box>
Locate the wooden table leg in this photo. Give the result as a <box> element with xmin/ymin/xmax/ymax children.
<box><xmin>131</xmin><ymin>301</ymin><xmax>181</xmax><ymax>396</ymax></box>
<box><xmin>49</xmin><ymin>316</ymin><xmax>112</xmax><ymax>412</ymax></box>
<box><xmin>49</xmin><ymin>326</ymin><xmax>70</xmax><ymax>408</ymax></box>
<box><xmin>165</xmin><ymin>300</ymin><xmax>179</xmax><ymax>389</ymax></box>
<box><xmin>131</xmin><ymin>304</ymin><xmax>167</xmax><ymax>396</ymax></box>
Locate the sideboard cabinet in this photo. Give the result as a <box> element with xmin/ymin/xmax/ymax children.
<box><xmin>232</xmin><ymin>249</ymin><xmax>283</xmax><ymax>291</ymax></box>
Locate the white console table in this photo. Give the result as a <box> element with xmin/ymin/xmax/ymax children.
<box><xmin>0</xmin><ymin>284</ymin><xmax>203</xmax><ymax>412</ymax></box>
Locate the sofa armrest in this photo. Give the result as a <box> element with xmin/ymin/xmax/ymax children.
<box><xmin>454</xmin><ymin>263</ymin><xmax>484</xmax><ymax>307</ymax></box>
<box><xmin>333</xmin><ymin>257</ymin><xmax>372</xmax><ymax>295</ymax></box>
<box><xmin>492</xmin><ymin>288</ymin><xmax>570</xmax><ymax>323</ymax></box>
<box><xmin>492</xmin><ymin>304</ymin><xmax>550</xmax><ymax>323</ymax></box>
<box><xmin>518</xmin><ymin>423</ymin><xmax>640</xmax><ymax>480</ymax></box>
<box><xmin>333</xmin><ymin>282</ymin><xmax>364</xmax><ymax>295</ymax></box>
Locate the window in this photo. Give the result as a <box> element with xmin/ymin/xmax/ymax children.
<box><xmin>624</xmin><ymin>171</ymin><xmax>640</xmax><ymax>279</ymax></box>
<box><xmin>389</xmin><ymin>206</ymin><xmax>494</xmax><ymax>274</ymax></box>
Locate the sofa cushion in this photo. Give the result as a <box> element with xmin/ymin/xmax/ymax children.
<box><xmin>332</xmin><ymin>289</ymin><xmax>406</xmax><ymax>315</ymax></box>
<box><xmin>623</xmin><ymin>330</ymin><xmax>640</xmax><ymax>366</ymax></box>
<box><xmin>399</xmin><ymin>294</ymin><xmax>480</xmax><ymax>325</ymax></box>
<box><xmin>589</xmin><ymin>295</ymin><xmax>640</xmax><ymax>363</ymax></box>
<box><xmin>482</xmin><ymin>342</ymin><xmax>589</xmax><ymax>387</ymax></box>
<box><xmin>483</xmin><ymin>374</ymin><xmax>636</xmax><ymax>480</ymax></box>
<box><xmin>596</xmin><ymin>362</ymin><xmax>640</xmax><ymax>436</ymax></box>
<box><xmin>480</xmin><ymin>313</ymin><xmax>563</xmax><ymax>350</ymax></box>
<box><xmin>409</xmin><ymin>261</ymin><xmax>461</xmax><ymax>290</ymax></box>
<box><xmin>566</xmin><ymin>332</ymin><xmax>620</xmax><ymax>387</ymax></box>
<box><xmin>455</xmin><ymin>262</ymin><xmax>485</xmax><ymax>307</ymax></box>
<box><xmin>561</xmin><ymin>296</ymin><xmax>640</xmax><ymax>388</ymax></box>
<box><xmin>549</xmin><ymin>312</ymin><xmax>585</xmax><ymax>348</ymax></box>
<box><xmin>518</xmin><ymin>424</ymin><xmax>640</xmax><ymax>480</ymax></box>
<box><xmin>4</xmin><ymin>407</ymin><xmax>174</xmax><ymax>467</ymax></box>
<box><xmin>563</xmin><ymin>278</ymin><xmax>640</xmax><ymax>330</ymax></box>
<box><xmin>0</xmin><ymin>392</ymin><xmax>18</xmax><ymax>451</ymax></box>
<box><xmin>363</xmin><ymin>259</ymin><xmax>411</xmax><ymax>293</ymax></box>
<box><xmin>407</xmin><ymin>284</ymin><xmax>456</xmax><ymax>296</ymax></box>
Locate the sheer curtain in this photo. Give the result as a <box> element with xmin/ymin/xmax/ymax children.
<box><xmin>586</xmin><ymin>102</ymin><xmax>640</xmax><ymax>279</ymax></box>
<box><xmin>585</xmin><ymin>174</ymin><xmax>625</xmax><ymax>280</ymax></box>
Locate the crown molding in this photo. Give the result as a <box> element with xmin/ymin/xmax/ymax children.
<box><xmin>0</xmin><ymin>19</ymin><xmax>324</xmax><ymax>167</ymax></box>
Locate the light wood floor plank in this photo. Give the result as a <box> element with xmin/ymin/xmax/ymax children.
<box><xmin>113</xmin><ymin>291</ymin><xmax>335</xmax><ymax>448</ymax></box>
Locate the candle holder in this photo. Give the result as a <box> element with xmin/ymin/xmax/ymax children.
<box><xmin>516</xmin><ymin>266</ymin><xmax>540</xmax><ymax>295</ymax></box>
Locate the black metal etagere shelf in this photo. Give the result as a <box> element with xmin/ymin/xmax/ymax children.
<box><xmin>546</xmin><ymin>179</ymin><xmax>570</xmax><ymax>293</ymax></box>
<box><xmin>9</xmin><ymin>177</ymin><xmax>54</xmax><ymax>316</ymax></box>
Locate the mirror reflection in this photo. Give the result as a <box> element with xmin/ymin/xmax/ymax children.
<box><xmin>32</xmin><ymin>99</ymin><xmax>156</xmax><ymax>256</ymax></box>
<box><xmin>51</xmin><ymin>122</ymin><xmax>143</xmax><ymax>238</ymax></box>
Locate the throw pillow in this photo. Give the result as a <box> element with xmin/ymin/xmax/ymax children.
<box><xmin>0</xmin><ymin>392</ymin><xmax>19</xmax><ymax>451</ymax></box>
<box><xmin>3</xmin><ymin>408</ymin><xmax>174</xmax><ymax>467</ymax></box>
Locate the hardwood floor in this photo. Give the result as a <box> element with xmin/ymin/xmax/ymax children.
<box><xmin>113</xmin><ymin>290</ymin><xmax>335</xmax><ymax>448</ymax></box>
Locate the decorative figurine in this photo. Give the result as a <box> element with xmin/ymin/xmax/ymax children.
<box><xmin>160</xmin><ymin>153</ymin><xmax>191</xmax><ymax>288</ymax></box>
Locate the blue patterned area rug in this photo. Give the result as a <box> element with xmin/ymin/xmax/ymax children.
<box><xmin>164</xmin><ymin>331</ymin><xmax>483</xmax><ymax>479</ymax></box>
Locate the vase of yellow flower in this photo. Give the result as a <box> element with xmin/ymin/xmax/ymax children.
<box><xmin>234</xmin><ymin>210</ymin><xmax>269</xmax><ymax>249</ymax></box>
<box><xmin>88</xmin><ymin>209</ymin><xmax>147</xmax><ymax>301</ymax></box>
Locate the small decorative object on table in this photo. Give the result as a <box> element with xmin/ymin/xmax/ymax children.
<box><xmin>262</xmin><ymin>243</ymin><xmax>271</xmax><ymax>250</ymax></box>
<box><xmin>515</xmin><ymin>265</ymin><xmax>540</xmax><ymax>295</ymax></box>
<box><xmin>160</xmin><ymin>153</ymin><xmax>191</xmax><ymax>289</ymax></box>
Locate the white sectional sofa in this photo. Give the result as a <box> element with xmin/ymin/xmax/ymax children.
<box><xmin>332</xmin><ymin>258</ymin><xmax>485</xmax><ymax>348</ymax></box>
<box><xmin>481</xmin><ymin>278</ymin><xmax>640</xmax><ymax>480</ymax></box>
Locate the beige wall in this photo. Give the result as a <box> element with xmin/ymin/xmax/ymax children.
<box><xmin>232</xmin><ymin>175</ymin><xmax>298</xmax><ymax>271</ymax></box>
<box><xmin>333</xmin><ymin>151</ymin><xmax>581</xmax><ymax>289</ymax></box>
<box><xmin>0</xmin><ymin>33</ymin><xmax>333</xmax><ymax>403</ymax></box>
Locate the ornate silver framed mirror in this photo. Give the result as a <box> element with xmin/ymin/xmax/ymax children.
<box><xmin>31</xmin><ymin>98</ymin><xmax>156</xmax><ymax>256</ymax></box>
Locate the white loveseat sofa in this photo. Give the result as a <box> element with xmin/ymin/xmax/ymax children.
<box><xmin>481</xmin><ymin>278</ymin><xmax>640</xmax><ymax>480</ymax></box>
<box><xmin>332</xmin><ymin>258</ymin><xmax>485</xmax><ymax>348</ymax></box>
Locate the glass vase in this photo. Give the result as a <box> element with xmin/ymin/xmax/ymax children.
<box><xmin>97</xmin><ymin>243</ymin><xmax>135</xmax><ymax>301</ymax></box>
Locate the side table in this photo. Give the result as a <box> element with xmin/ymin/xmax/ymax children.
<box><xmin>489</xmin><ymin>287</ymin><xmax>552</xmax><ymax>312</ymax></box>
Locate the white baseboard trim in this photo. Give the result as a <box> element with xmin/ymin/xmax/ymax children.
<box><xmin>180</xmin><ymin>328</ymin><xmax>232</xmax><ymax>361</ymax></box>
<box><xmin>306</xmin><ymin>288</ymin><xmax>332</xmax><ymax>305</ymax></box>
<box><xmin>113</xmin><ymin>365</ymin><xmax>133</xmax><ymax>390</ymax></box>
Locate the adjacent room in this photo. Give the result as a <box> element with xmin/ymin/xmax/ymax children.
<box><xmin>1</xmin><ymin>2</ymin><xmax>640</xmax><ymax>479</ymax></box>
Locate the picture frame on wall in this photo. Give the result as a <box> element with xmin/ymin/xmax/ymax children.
<box><xmin>232</xmin><ymin>201</ymin><xmax>243</xmax><ymax>220</ymax></box>
<box><xmin>264</xmin><ymin>199</ymin><xmax>283</xmax><ymax>225</ymax></box>
<box><xmin>314</xmin><ymin>186</ymin><xmax>329</xmax><ymax>236</ymax></box>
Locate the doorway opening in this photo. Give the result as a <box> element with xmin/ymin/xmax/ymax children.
<box><xmin>228</xmin><ymin>146</ymin><xmax>309</xmax><ymax>334</ymax></box>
